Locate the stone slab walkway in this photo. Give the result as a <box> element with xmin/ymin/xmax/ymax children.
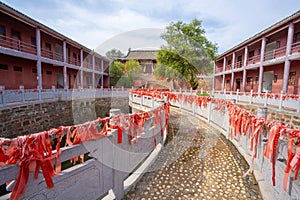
<box><xmin>123</xmin><ymin>107</ymin><xmax>263</xmax><ymax>200</ymax></box>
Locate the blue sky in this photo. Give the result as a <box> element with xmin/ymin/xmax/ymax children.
<box><xmin>2</xmin><ymin>0</ymin><xmax>300</xmax><ymax>55</ymax></box>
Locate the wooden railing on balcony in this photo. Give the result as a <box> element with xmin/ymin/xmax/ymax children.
<box><xmin>0</xmin><ymin>35</ymin><xmax>37</xmax><ymax>55</ymax></box>
<box><xmin>225</xmin><ymin>64</ymin><xmax>232</xmax><ymax>71</ymax></box>
<box><xmin>41</xmin><ymin>48</ymin><xmax>63</xmax><ymax>62</ymax></box>
<box><xmin>291</xmin><ymin>41</ymin><xmax>300</xmax><ymax>55</ymax></box>
<box><xmin>215</xmin><ymin>67</ymin><xmax>223</xmax><ymax>73</ymax></box>
<box><xmin>234</xmin><ymin>61</ymin><xmax>243</xmax><ymax>69</ymax></box>
<box><xmin>246</xmin><ymin>55</ymin><xmax>261</xmax><ymax>65</ymax></box>
<box><xmin>83</xmin><ymin>61</ymin><xmax>93</xmax><ymax>69</ymax></box>
<box><xmin>264</xmin><ymin>46</ymin><xmax>286</xmax><ymax>61</ymax></box>
<box><xmin>68</xmin><ymin>57</ymin><xmax>80</xmax><ymax>66</ymax></box>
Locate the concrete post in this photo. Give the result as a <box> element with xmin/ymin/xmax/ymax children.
<box><xmin>258</xmin><ymin>37</ymin><xmax>266</xmax><ymax>94</ymax></box>
<box><xmin>279</xmin><ymin>91</ymin><xmax>283</xmax><ymax>110</ymax></box>
<box><xmin>212</xmin><ymin>62</ymin><xmax>216</xmax><ymax>91</ymax></box>
<box><xmin>101</xmin><ymin>59</ymin><xmax>104</xmax><ymax>87</ymax></box>
<box><xmin>282</xmin><ymin>23</ymin><xmax>294</xmax><ymax>94</ymax></box>
<box><xmin>264</xmin><ymin>91</ymin><xmax>268</xmax><ymax>107</ymax></box>
<box><xmin>36</xmin><ymin>28</ymin><xmax>42</xmax><ymax>91</ymax></box>
<box><xmin>249</xmin><ymin>89</ymin><xmax>253</xmax><ymax>104</ymax></box>
<box><xmin>92</xmin><ymin>52</ymin><xmax>95</xmax><ymax>88</ymax></box>
<box><xmin>231</xmin><ymin>52</ymin><xmax>235</xmax><ymax>91</ymax></box>
<box><xmin>297</xmin><ymin>92</ymin><xmax>300</xmax><ymax>113</ymax></box>
<box><xmin>242</xmin><ymin>46</ymin><xmax>248</xmax><ymax>92</ymax></box>
<box><xmin>257</xmin><ymin>106</ymin><xmax>268</xmax><ymax>165</ymax></box>
<box><xmin>222</xmin><ymin>57</ymin><xmax>226</xmax><ymax>90</ymax></box>
<box><xmin>236</xmin><ymin>89</ymin><xmax>239</xmax><ymax>103</ymax></box>
<box><xmin>80</xmin><ymin>49</ymin><xmax>84</xmax><ymax>89</ymax></box>
<box><xmin>63</xmin><ymin>41</ymin><xmax>68</xmax><ymax>89</ymax></box>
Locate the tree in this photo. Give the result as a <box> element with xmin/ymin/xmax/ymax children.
<box><xmin>157</xmin><ymin>19</ymin><xmax>218</xmax><ymax>89</ymax></box>
<box><xmin>109</xmin><ymin>61</ymin><xmax>125</xmax><ymax>86</ymax></box>
<box><xmin>110</xmin><ymin>59</ymin><xmax>142</xmax><ymax>87</ymax></box>
<box><xmin>106</xmin><ymin>48</ymin><xmax>124</xmax><ymax>60</ymax></box>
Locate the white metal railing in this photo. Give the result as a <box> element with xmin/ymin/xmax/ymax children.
<box><xmin>0</xmin><ymin>87</ymin><xmax>129</xmax><ymax>108</ymax></box>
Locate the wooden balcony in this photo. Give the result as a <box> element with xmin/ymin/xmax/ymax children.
<box><xmin>0</xmin><ymin>35</ymin><xmax>37</xmax><ymax>55</ymax></box>
<box><xmin>291</xmin><ymin>41</ymin><xmax>300</xmax><ymax>55</ymax></box>
<box><xmin>264</xmin><ymin>46</ymin><xmax>286</xmax><ymax>61</ymax></box>
<box><xmin>41</xmin><ymin>48</ymin><xmax>63</xmax><ymax>62</ymax></box>
<box><xmin>246</xmin><ymin>55</ymin><xmax>261</xmax><ymax>65</ymax></box>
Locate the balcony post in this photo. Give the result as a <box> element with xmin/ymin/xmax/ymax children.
<box><xmin>242</xmin><ymin>46</ymin><xmax>248</xmax><ymax>92</ymax></box>
<box><xmin>92</xmin><ymin>52</ymin><xmax>95</xmax><ymax>89</ymax></box>
<box><xmin>282</xmin><ymin>23</ymin><xmax>294</xmax><ymax>94</ymax></box>
<box><xmin>212</xmin><ymin>62</ymin><xmax>215</xmax><ymax>91</ymax></box>
<box><xmin>222</xmin><ymin>57</ymin><xmax>226</xmax><ymax>90</ymax></box>
<box><xmin>230</xmin><ymin>52</ymin><xmax>235</xmax><ymax>91</ymax></box>
<box><xmin>258</xmin><ymin>37</ymin><xmax>266</xmax><ymax>94</ymax></box>
<box><xmin>36</xmin><ymin>27</ymin><xmax>42</xmax><ymax>90</ymax></box>
<box><xmin>80</xmin><ymin>49</ymin><xmax>84</xmax><ymax>89</ymax></box>
<box><xmin>63</xmin><ymin>41</ymin><xmax>68</xmax><ymax>89</ymax></box>
<box><xmin>101</xmin><ymin>59</ymin><xmax>104</xmax><ymax>87</ymax></box>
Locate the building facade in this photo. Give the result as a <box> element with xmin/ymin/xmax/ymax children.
<box><xmin>0</xmin><ymin>2</ymin><xmax>110</xmax><ymax>90</ymax></box>
<box><xmin>214</xmin><ymin>11</ymin><xmax>300</xmax><ymax>94</ymax></box>
<box><xmin>118</xmin><ymin>49</ymin><xmax>157</xmax><ymax>74</ymax></box>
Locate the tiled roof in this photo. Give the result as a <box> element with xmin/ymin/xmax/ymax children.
<box><xmin>120</xmin><ymin>50</ymin><xmax>158</xmax><ymax>60</ymax></box>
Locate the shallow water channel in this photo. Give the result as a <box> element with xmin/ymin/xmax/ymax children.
<box><xmin>123</xmin><ymin>107</ymin><xmax>263</xmax><ymax>200</ymax></box>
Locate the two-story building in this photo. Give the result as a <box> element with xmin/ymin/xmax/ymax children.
<box><xmin>214</xmin><ymin>10</ymin><xmax>300</xmax><ymax>94</ymax></box>
<box><xmin>0</xmin><ymin>2</ymin><xmax>110</xmax><ymax>90</ymax></box>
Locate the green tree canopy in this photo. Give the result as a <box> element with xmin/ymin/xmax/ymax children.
<box><xmin>157</xmin><ymin>19</ymin><xmax>218</xmax><ymax>89</ymax></box>
<box><xmin>106</xmin><ymin>48</ymin><xmax>124</xmax><ymax>60</ymax></box>
<box><xmin>109</xmin><ymin>61</ymin><xmax>125</xmax><ymax>86</ymax></box>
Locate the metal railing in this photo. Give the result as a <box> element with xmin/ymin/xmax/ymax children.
<box><xmin>0</xmin><ymin>35</ymin><xmax>37</xmax><ymax>55</ymax></box>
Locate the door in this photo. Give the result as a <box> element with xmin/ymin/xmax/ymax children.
<box><xmin>55</xmin><ymin>44</ymin><xmax>63</xmax><ymax>61</ymax></box>
<box><xmin>11</xmin><ymin>29</ymin><xmax>21</xmax><ymax>50</ymax></box>
<box><xmin>236</xmin><ymin>78</ymin><xmax>241</xmax><ymax>91</ymax></box>
<box><xmin>56</xmin><ymin>73</ymin><xmax>64</xmax><ymax>89</ymax></box>
<box><xmin>263</xmin><ymin>71</ymin><xmax>273</xmax><ymax>92</ymax></box>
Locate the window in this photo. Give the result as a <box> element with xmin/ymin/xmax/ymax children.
<box><xmin>276</xmin><ymin>40</ymin><xmax>281</xmax><ymax>49</ymax></box>
<box><xmin>288</xmin><ymin>72</ymin><xmax>296</xmax><ymax>85</ymax></box>
<box><xmin>86</xmin><ymin>76</ymin><xmax>92</xmax><ymax>85</ymax></box>
<box><xmin>227</xmin><ymin>59</ymin><xmax>231</xmax><ymax>65</ymax></box>
<box><xmin>273</xmin><ymin>74</ymin><xmax>278</xmax><ymax>83</ymax></box>
<box><xmin>45</xmin><ymin>43</ymin><xmax>51</xmax><ymax>50</ymax></box>
<box><xmin>0</xmin><ymin>64</ymin><xmax>8</xmax><ymax>70</ymax></box>
<box><xmin>13</xmin><ymin>66</ymin><xmax>22</xmax><ymax>72</ymax></box>
<box><xmin>31</xmin><ymin>37</ymin><xmax>36</xmax><ymax>49</ymax></box>
<box><xmin>32</xmin><ymin>68</ymin><xmax>37</xmax><ymax>73</ymax></box>
<box><xmin>249</xmin><ymin>51</ymin><xmax>254</xmax><ymax>58</ymax></box>
<box><xmin>257</xmin><ymin>48</ymin><xmax>261</xmax><ymax>55</ymax></box>
<box><xmin>46</xmin><ymin>70</ymin><xmax>52</xmax><ymax>75</ymax></box>
<box><xmin>237</xmin><ymin>55</ymin><xmax>242</xmax><ymax>67</ymax></box>
<box><xmin>247</xmin><ymin>77</ymin><xmax>253</xmax><ymax>85</ymax></box>
<box><xmin>255</xmin><ymin>76</ymin><xmax>259</xmax><ymax>83</ymax></box>
<box><xmin>0</xmin><ymin>24</ymin><xmax>6</xmax><ymax>40</ymax></box>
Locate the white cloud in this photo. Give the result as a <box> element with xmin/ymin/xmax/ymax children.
<box><xmin>2</xmin><ymin>0</ymin><xmax>299</xmax><ymax>55</ymax></box>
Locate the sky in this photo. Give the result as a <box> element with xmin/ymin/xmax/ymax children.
<box><xmin>2</xmin><ymin>0</ymin><xmax>300</xmax><ymax>56</ymax></box>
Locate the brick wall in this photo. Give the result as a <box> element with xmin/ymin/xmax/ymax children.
<box><xmin>0</xmin><ymin>97</ymin><xmax>129</xmax><ymax>138</ymax></box>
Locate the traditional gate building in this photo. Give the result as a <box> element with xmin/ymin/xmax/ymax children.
<box><xmin>214</xmin><ymin>10</ymin><xmax>300</xmax><ymax>94</ymax></box>
<box><xmin>0</xmin><ymin>2</ymin><xmax>110</xmax><ymax>90</ymax></box>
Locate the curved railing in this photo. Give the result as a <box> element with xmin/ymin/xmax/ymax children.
<box><xmin>0</xmin><ymin>93</ymin><xmax>169</xmax><ymax>200</ymax></box>
<box><xmin>130</xmin><ymin>88</ymin><xmax>300</xmax><ymax>200</ymax></box>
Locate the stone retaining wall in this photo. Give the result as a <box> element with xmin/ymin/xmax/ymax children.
<box><xmin>0</xmin><ymin>96</ymin><xmax>129</xmax><ymax>138</ymax></box>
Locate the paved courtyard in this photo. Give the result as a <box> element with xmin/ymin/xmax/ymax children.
<box><xmin>123</xmin><ymin>107</ymin><xmax>262</xmax><ymax>200</ymax></box>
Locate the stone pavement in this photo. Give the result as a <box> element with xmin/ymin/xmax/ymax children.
<box><xmin>123</xmin><ymin>107</ymin><xmax>263</xmax><ymax>200</ymax></box>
